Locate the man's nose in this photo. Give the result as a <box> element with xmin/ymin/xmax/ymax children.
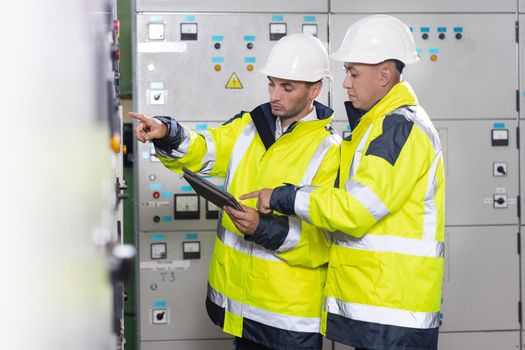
<box><xmin>270</xmin><ymin>88</ymin><xmax>281</xmax><ymax>101</ymax></box>
<box><xmin>343</xmin><ymin>74</ymin><xmax>352</xmax><ymax>89</ymax></box>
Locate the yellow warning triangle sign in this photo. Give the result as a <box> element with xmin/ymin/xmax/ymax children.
<box><xmin>225</xmin><ymin>73</ymin><xmax>243</xmax><ymax>89</ymax></box>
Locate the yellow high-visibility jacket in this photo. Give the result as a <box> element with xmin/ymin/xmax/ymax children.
<box><xmin>271</xmin><ymin>82</ymin><xmax>444</xmax><ymax>350</ymax></box>
<box><xmin>154</xmin><ymin>101</ymin><xmax>341</xmax><ymax>350</ymax></box>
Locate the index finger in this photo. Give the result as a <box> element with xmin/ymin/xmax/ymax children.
<box><xmin>129</xmin><ymin>111</ymin><xmax>149</xmax><ymax>122</ymax></box>
<box><xmin>240</xmin><ymin>190</ymin><xmax>261</xmax><ymax>200</ymax></box>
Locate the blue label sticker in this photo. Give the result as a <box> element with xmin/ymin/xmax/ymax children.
<box><xmin>161</xmin><ymin>191</ymin><xmax>172</xmax><ymax>198</ymax></box>
<box><xmin>153</xmin><ymin>300</ymin><xmax>166</xmax><ymax>308</ymax></box>
<box><xmin>150</xmin><ymin>15</ymin><xmax>164</xmax><ymax>22</ymax></box>
<box><xmin>211</xmin><ymin>35</ymin><xmax>224</xmax><ymax>41</ymax></box>
<box><xmin>244</xmin><ymin>57</ymin><xmax>256</xmax><ymax>63</ymax></box>
<box><xmin>185</xmin><ymin>233</ymin><xmax>199</xmax><ymax>240</ymax></box>
<box><xmin>437</xmin><ymin>27</ymin><xmax>447</xmax><ymax>33</ymax></box>
<box><xmin>142</xmin><ymin>151</ymin><xmax>149</xmax><ymax>159</ymax></box>
<box><xmin>244</xmin><ymin>35</ymin><xmax>256</xmax><ymax>41</ymax></box>
<box><xmin>453</xmin><ymin>27</ymin><xmax>463</xmax><ymax>33</ymax></box>
<box><xmin>150</xmin><ymin>82</ymin><xmax>164</xmax><ymax>89</ymax></box>
<box><xmin>493</xmin><ymin>122</ymin><xmax>505</xmax><ymax>129</ymax></box>
<box><xmin>152</xmin><ymin>233</ymin><xmax>165</xmax><ymax>241</ymax></box>
<box><xmin>149</xmin><ymin>184</ymin><xmax>162</xmax><ymax>191</ymax></box>
<box><xmin>420</xmin><ymin>27</ymin><xmax>430</xmax><ymax>33</ymax></box>
<box><xmin>212</xmin><ymin>56</ymin><xmax>224</xmax><ymax>63</ymax></box>
<box><xmin>196</xmin><ymin>123</ymin><xmax>208</xmax><ymax>130</ymax></box>
<box><xmin>180</xmin><ymin>185</ymin><xmax>193</xmax><ymax>192</ymax></box>
<box><xmin>303</xmin><ymin>15</ymin><xmax>316</xmax><ymax>22</ymax></box>
<box><xmin>162</xmin><ymin>216</ymin><xmax>173</xmax><ymax>222</ymax></box>
<box><xmin>416</xmin><ymin>48</ymin><xmax>423</xmax><ymax>54</ymax></box>
<box><xmin>272</xmin><ymin>15</ymin><xmax>284</xmax><ymax>22</ymax></box>
<box><xmin>428</xmin><ymin>48</ymin><xmax>439</xmax><ymax>54</ymax></box>
<box><xmin>183</xmin><ymin>15</ymin><xmax>195</xmax><ymax>22</ymax></box>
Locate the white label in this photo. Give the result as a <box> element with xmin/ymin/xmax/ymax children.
<box><xmin>483</xmin><ymin>197</ymin><xmax>493</xmax><ymax>204</ymax></box>
<box><xmin>140</xmin><ymin>260</ymin><xmax>190</xmax><ymax>271</ymax></box>
<box><xmin>495</xmin><ymin>187</ymin><xmax>506</xmax><ymax>194</ymax></box>
<box><xmin>508</xmin><ymin>198</ymin><xmax>517</xmax><ymax>205</ymax></box>
<box><xmin>138</xmin><ymin>42</ymin><xmax>188</xmax><ymax>53</ymax></box>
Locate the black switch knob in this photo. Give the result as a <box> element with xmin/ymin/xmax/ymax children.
<box><xmin>153</xmin><ymin>215</ymin><xmax>161</xmax><ymax>223</ymax></box>
<box><xmin>496</xmin><ymin>197</ymin><xmax>505</xmax><ymax>205</ymax></box>
<box><xmin>455</xmin><ymin>33</ymin><xmax>462</xmax><ymax>40</ymax></box>
<box><xmin>438</xmin><ymin>33</ymin><xmax>445</xmax><ymax>40</ymax></box>
<box><xmin>247</xmin><ymin>42</ymin><xmax>254</xmax><ymax>49</ymax></box>
<box><xmin>156</xmin><ymin>311</ymin><xmax>165</xmax><ymax>320</ymax></box>
<box><xmin>214</xmin><ymin>42</ymin><xmax>221</xmax><ymax>49</ymax></box>
<box><xmin>497</xmin><ymin>166</ymin><xmax>506</xmax><ymax>175</ymax></box>
<box><xmin>422</xmin><ymin>33</ymin><xmax>429</xmax><ymax>40</ymax></box>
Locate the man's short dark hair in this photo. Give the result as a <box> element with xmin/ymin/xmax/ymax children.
<box><xmin>305</xmin><ymin>79</ymin><xmax>323</xmax><ymax>86</ymax></box>
<box><xmin>393</xmin><ymin>59</ymin><xmax>405</xmax><ymax>74</ymax></box>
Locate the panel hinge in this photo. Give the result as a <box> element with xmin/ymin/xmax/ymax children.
<box><xmin>519</xmin><ymin>301</ymin><xmax>522</xmax><ymax>323</ymax></box>
<box><xmin>517</xmin><ymin>90</ymin><xmax>520</xmax><ymax>113</ymax></box>
<box><xmin>518</xmin><ymin>195</ymin><xmax>521</xmax><ymax>218</ymax></box>
<box><xmin>518</xmin><ymin>232</ymin><xmax>521</xmax><ymax>255</ymax></box>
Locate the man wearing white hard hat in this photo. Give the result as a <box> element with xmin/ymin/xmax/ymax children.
<box><xmin>130</xmin><ymin>33</ymin><xmax>341</xmax><ymax>350</ymax></box>
<box><xmin>242</xmin><ymin>15</ymin><xmax>445</xmax><ymax>350</ymax></box>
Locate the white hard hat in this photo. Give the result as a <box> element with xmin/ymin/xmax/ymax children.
<box><xmin>260</xmin><ymin>33</ymin><xmax>332</xmax><ymax>82</ymax></box>
<box><xmin>331</xmin><ymin>15</ymin><xmax>419</xmax><ymax>65</ymax></box>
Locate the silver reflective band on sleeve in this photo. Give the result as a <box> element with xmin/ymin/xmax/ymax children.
<box><xmin>197</xmin><ymin>130</ymin><xmax>216</xmax><ymax>173</ymax></box>
<box><xmin>174</xmin><ymin>125</ymin><xmax>192</xmax><ymax>157</ymax></box>
<box><xmin>295</xmin><ymin>185</ymin><xmax>317</xmax><ymax>223</ymax></box>
<box><xmin>349</xmin><ymin>124</ymin><xmax>373</xmax><ymax>178</ymax></box>
<box><xmin>275</xmin><ymin>216</ymin><xmax>301</xmax><ymax>253</ymax></box>
<box><xmin>299</xmin><ymin>135</ymin><xmax>339</xmax><ymax>186</ymax></box>
<box><xmin>332</xmin><ymin>231</ymin><xmax>444</xmax><ymax>258</ymax></box>
<box><xmin>209</xmin><ymin>284</ymin><xmax>321</xmax><ymax>333</ymax></box>
<box><xmin>345</xmin><ymin>179</ymin><xmax>389</xmax><ymax>222</ymax></box>
<box><xmin>217</xmin><ymin>225</ymin><xmax>282</xmax><ymax>262</ymax></box>
<box><xmin>325</xmin><ymin>296</ymin><xmax>440</xmax><ymax>329</ymax></box>
<box><xmin>225</xmin><ymin>122</ymin><xmax>257</xmax><ymax>190</ymax></box>
<box><xmin>423</xmin><ymin>151</ymin><xmax>441</xmax><ymax>242</ymax></box>
<box><xmin>156</xmin><ymin>124</ymin><xmax>192</xmax><ymax>158</ymax></box>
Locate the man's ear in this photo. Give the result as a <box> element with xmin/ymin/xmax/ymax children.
<box><xmin>309</xmin><ymin>81</ymin><xmax>322</xmax><ymax>100</ymax></box>
<box><xmin>379</xmin><ymin>63</ymin><xmax>393</xmax><ymax>88</ymax></box>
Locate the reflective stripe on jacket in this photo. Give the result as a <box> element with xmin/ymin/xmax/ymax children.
<box><xmin>156</xmin><ymin>101</ymin><xmax>341</xmax><ymax>350</ymax></box>
<box><xmin>294</xmin><ymin>82</ymin><xmax>445</xmax><ymax>350</ymax></box>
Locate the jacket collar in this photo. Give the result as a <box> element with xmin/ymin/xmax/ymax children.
<box><xmin>345</xmin><ymin>81</ymin><xmax>418</xmax><ymax>130</ymax></box>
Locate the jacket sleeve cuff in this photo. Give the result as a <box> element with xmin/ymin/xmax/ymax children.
<box><xmin>270</xmin><ymin>185</ymin><xmax>298</xmax><ymax>215</ymax></box>
<box><xmin>152</xmin><ymin>116</ymin><xmax>183</xmax><ymax>156</ymax></box>
<box><xmin>245</xmin><ymin>213</ymin><xmax>289</xmax><ymax>251</ymax></box>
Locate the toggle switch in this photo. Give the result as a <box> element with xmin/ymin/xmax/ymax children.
<box><xmin>493</xmin><ymin>162</ymin><xmax>507</xmax><ymax>177</ymax></box>
<box><xmin>493</xmin><ymin>194</ymin><xmax>507</xmax><ymax>208</ymax></box>
<box><xmin>152</xmin><ymin>309</ymin><xmax>168</xmax><ymax>324</ymax></box>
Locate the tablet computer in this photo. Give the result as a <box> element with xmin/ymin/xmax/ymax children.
<box><xmin>182</xmin><ymin>167</ymin><xmax>244</xmax><ymax>212</ymax></box>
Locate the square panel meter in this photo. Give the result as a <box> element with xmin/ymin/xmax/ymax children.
<box><xmin>269</xmin><ymin>23</ymin><xmax>287</xmax><ymax>41</ymax></box>
<box><xmin>491</xmin><ymin>128</ymin><xmax>509</xmax><ymax>146</ymax></box>
<box><xmin>174</xmin><ymin>194</ymin><xmax>200</xmax><ymax>219</ymax></box>
<box><xmin>180</xmin><ymin>23</ymin><xmax>198</xmax><ymax>40</ymax></box>
<box><xmin>151</xmin><ymin>243</ymin><xmax>167</xmax><ymax>259</ymax></box>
